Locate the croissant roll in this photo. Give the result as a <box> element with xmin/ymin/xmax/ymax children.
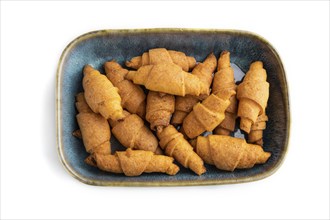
<box><xmin>125</xmin><ymin>63</ymin><xmax>203</xmax><ymax>97</ymax></box>
<box><xmin>196</xmin><ymin>135</ymin><xmax>271</xmax><ymax>171</ymax></box>
<box><xmin>157</xmin><ymin>125</ymin><xmax>206</xmax><ymax>175</ymax></box>
<box><xmin>83</xmin><ymin>65</ymin><xmax>124</xmax><ymax>121</ymax></box>
<box><xmin>237</xmin><ymin>61</ymin><xmax>269</xmax><ymax>133</ymax></box>
<box><xmin>182</xmin><ymin>90</ymin><xmax>235</xmax><ymax>139</ymax></box>
<box><xmin>171</xmin><ymin>95</ymin><xmax>199</xmax><ymax>126</ymax></box>
<box><xmin>104</xmin><ymin>61</ymin><xmax>146</xmax><ymax>118</ymax></box>
<box><xmin>171</xmin><ymin>53</ymin><xmax>217</xmax><ymax>126</ymax></box>
<box><xmin>126</xmin><ymin>48</ymin><xmax>196</xmax><ymax>72</ymax></box>
<box><xmin>193</xmin><ymin>53</ymin><xmax>217</xmax><ymax>97</ymax></box>
<box><xmin>92</xmin><ymin>149</ymin><xmax>179</xmax><ymax>176</ymax></box>
<box><xmin>213</xmin><ymin>111</ymin><xmax>236</xmax><ymax>135</ymax></box>
<box><xmin>108</xmin><ymin>110</ymin><xmax>161</xmax><ymax>153</ymax></box>
<box><xmin>248</xmin><ymin>113</ymin><xmax>268</xmax><ymax>146</ymax></box>
<box><xmin>75</xmin><ymin>93</ymin><xmax>111</xmax><ymax>155</ymax></box>
<box><xmin>212</xmin><ymin>51</ymin><xmax>238</xmax><ymax>135</ymax></box>
<box><xmin>146</xmin><ymin>91</ymin><xmax>175</xmax><ymax>131</ymax></box>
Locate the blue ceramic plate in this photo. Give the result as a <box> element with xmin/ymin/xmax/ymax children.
<box><xmin>56</xmin><ymin>29</ymin><xmax>290</xmax><ymax>186</ymax></box>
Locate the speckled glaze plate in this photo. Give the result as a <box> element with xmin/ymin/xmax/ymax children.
<box><xmin>56</xmin><ymin>28</ymin><xmax>290</xmax><ymax>186</ymax></box>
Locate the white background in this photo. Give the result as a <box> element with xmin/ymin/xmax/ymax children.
<box><xmin>1</xmin><ymin>1</ymin><xmax>329</xmax><ymax>219</ymax></box>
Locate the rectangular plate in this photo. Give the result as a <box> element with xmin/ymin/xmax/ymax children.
<box><xmin>56</xmin><ymin>28</ymin><xmax>290</xmax><ymax>186</ymax></box>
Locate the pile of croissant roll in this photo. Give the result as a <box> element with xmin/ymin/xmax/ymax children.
<box><xmin>74</xmin><ymin>48</ymin><xmax>271</xmax><ymax>176</ymax></box>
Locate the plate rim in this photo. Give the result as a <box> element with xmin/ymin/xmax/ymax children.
<box><xmin>56</xmin><ymin>28</ymin><xmax>290</xmax><ymax>186</ymax></box>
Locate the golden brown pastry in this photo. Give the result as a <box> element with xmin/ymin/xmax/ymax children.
<box><xmin>212</xmin><ymin>51</ymin><xmax>238</xmax><ymax>135</ymax></box>
<box><xmin>237</xmin><ymin>61</ymin><xmax>269</xmax><ymax>133</ymax></box>
<box><xmin>126</xmin><ymin>48</ymin><xmax>196</xmax><ymax>72</ymax></box>
<box><xmin>171</xmin><ymin>95</ymin><xmax>199</xmax><ymax>126</ymax></box>
<box><xmin>196</xmin><ymin>135</ymin><xmax>271</xmax><ymax>171</ymax></box>
<box><xmin>171</xmin><ymin>53</ymin><xmax>217</xmax><ymax>125</ymax></box>
<box><xmin>125</xmin><ymin>63</ymin><xmax>203</xmax><ymax>97</ymax></box>
<box><xmin>157</xmin><ymin>125</ymin><xmax>206</xmax><ymax>175</ymax></box>
<box><xmin>248</xmin><ymin>113</ymin><xmax>268</xmax><ymax>146</ymax></box>
<box><xmin>83</xmin><ymin>65</ymin><xmax>124</xmax><ymax>121</ymax></box>
<box><xmin>92</xmin><ymin>149</ymin><xmax>179</xmax><ymax>176</ymax></box>
<box><xmin>104</xmin><ymin>61</ymin><xmax>146</xmax><ymax>118</ymax></box>
<box><xmin>182</xmin><ymin>90</ymin><xmax>235</xmax><ymax>139</ymax></box>
<box><xmin>75</xmin><ymin>92</ymin><xmax>111</xmax><ymax>155</ymax></box>
<box><xmin>192</xmin><ymin>53</ymin><xmax>217</xmax><ymax>97</ymax></box>
<box><xmin>146</xmin><ymin>91</ymin><xmax>175</xmax><ymax>131</ymax></box>
<box><xmin>108</xmin><ymin>110</ymin><xmax>160</xmax><ymax>153</ymax></box>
